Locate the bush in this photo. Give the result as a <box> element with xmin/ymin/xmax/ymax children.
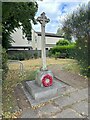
<box><xmin>55</xmin><ymin>52</ymin><xmax>60</xmax><ymax>59</ymax></box>
<box><xmin>8</xmin><ymin>52</ymin><xmax>32</xmax><ymax>60</ymax></box>
<box><xmin>74</xmin><ymin>37</ymin><xmax>88</xmax><ymax>76</ymax></box>
<box><xmin>2</xmin><ymin>48</ymin><xmax>9</xmax><ymax>80</ymax></box>
<box><xmin>50</xmin><ymin>44</ymin><xmax>76</xmax><ymax>58</ymax></box>
<box><xmin>56</xmin><ymin>39</ymin><xmax>70</xmax><ymax>46</ymax></box>
<box><xmin>33</xmin><ymin>51</ymin><xmax>38</xmax><ymax>59</ymax></box>
<box><xmin>8</xmin><ymin>53</ymin><xmax>25</xmax><ymax>60</ymax></box>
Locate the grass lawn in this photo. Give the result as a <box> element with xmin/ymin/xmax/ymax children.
<box><xmin>2</xmin><ymin>58</ymin><xmax>82</xmax><ymax>118</ymax></box>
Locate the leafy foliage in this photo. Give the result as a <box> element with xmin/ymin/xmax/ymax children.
<box><xmin>56</xmin><ymin>28</ymin><xmax>72</xmax><ymax>41</ymax></box>
<box><xmin>8</xmin><ymin>51</ymin><xmax>39</xmax><ymax>60</ymax></box>
<box><xmin>54</xmin><ymin>52</ymin><xmax>60</xmax><ymax>59</ymax></box>
<box><xmin>2</xmin><ymin>48</ymin><xmax>8</xmax><ymax>80</ymax></box>
<box><xmin>49</xmin><ymin>38</ymin><xmax>75</xmax><ymax>58</ymax></box>
<box><xmin>56</xmin><ymin>39</ymin><xmax>70</xmax><ymax>46</ymax></box>
<box><xmin>2</xmin><ymin>2</ymin><xmax>38</xmax><ymax>49</ymax></box>
<box><xmin>61</xmin><ymin>3</ymin><xmax>89</xmax><ymax>76</ymax></box>
<box><xmin>49</xmin><ymin>44</ymin><xmax>75</xmax><ymax>58</ymax></box>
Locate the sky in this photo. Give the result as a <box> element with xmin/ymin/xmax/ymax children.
<box><xmin>32</xmin><ymin>0</ymin><xmax>89</xmax><ymax>33</ymax></box>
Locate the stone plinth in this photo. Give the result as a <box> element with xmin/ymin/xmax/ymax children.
<box><xmin>25</xmin><ymin>80</ymin><xmax>57</xmax><ymax>100</ymax></box>
<box><xmin>23</xmin><ymin>78</ymin><xmax>67</xmax><ymax>107</ymax></box>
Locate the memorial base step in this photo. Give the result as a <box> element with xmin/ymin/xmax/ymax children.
<box><xmin>22</xmin><ymin>79</ymin><xmax>67</xmax><ymax>108</ymax></box>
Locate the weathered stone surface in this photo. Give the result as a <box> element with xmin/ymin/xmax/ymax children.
<box><xmin>52</xmin><ymin>108</ymin><xmax>83</xmax><ymax>118</ymax></box>
<box><xmin>54</xmin><ymin>88</ymin><xmax>88</xmax><ymax>109</ymax></box>
<box><xmin>71</xmin><ymin>101</ymin><xmax>88</xmax><ymax>117</ymax></box>
<box><xmin>23</xmin><ymin>79</ymin><xmax>67</xmax><ymax>107</ymax></box>
<box><xmin>62</xmin><ymin>85</ymin><xmax>77</xmax><ymax>95</ymax></box>
<box><xmin>37</xmin><ymin>12</ymin><xmax>50</xmax><ymax>70</ymax></box>
<box><xmin>37</xmin><ymin>103</ymin><xmax>61</xmax><ymax>116</ymax></box>
<box><xmin>20</xmin><ymin>108</ymin><xmax>39</xmax><ymax>118</ymax></box>
<box><xmin>25</xmin><ymin>80</ymin><xmax>58</xmax><ymax>100</ymax></box>
<box><xmin>69</xmin><ymin>88</ymin><xmax>88</xmax><ymax>102</ymax></box>
<box><xmin>20</xmin><ymin>83</ymin><xmax>88</xmax><ymax>118</ymax></box>
<box><xmin>25</xmin><ymin>79</ymin><xmax>67</xmax><ymax>100</ymax></box>
<box><xmin>54</xmin><ymin>95</ymin><xmax>75</xmax><ymax>109</ymax></box>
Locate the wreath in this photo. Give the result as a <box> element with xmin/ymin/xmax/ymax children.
<box><xmin>42</xmin><ymin>74</ymin><xmax>53</xmax><ymax>87</ymax></box>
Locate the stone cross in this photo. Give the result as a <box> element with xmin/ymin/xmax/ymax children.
<box><xmin>37</xmin><ymin>12</ymin><xmax>50</xmax><ymax>70</ymax></box>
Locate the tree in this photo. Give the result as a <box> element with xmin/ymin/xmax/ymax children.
<box><xmin>56</xmin><ymin>28</ymin><xmax>64</xmax><ymax>36</ymax></box>
<box><xmin>2</xmin><ymin>2</ymin><xmax>38</xmax><ymax>49</ymax></box>
<box><xmin>56</xmin><ymin>39</ymin><xmax>70</xmax><ymax>46</ymax></box>
<box><xmin>56</xmin><ymin>27</ymin><xmax>72</xmax><ymax>41</ymax></box>
<box><xmin>61</xmin><ymin>3</ymin><xmax>89</xmax><ymax>76</ymax></box>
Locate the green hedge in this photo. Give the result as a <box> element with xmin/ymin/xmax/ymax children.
<box><xmin>49</xmin><ymin>44</ymin><xmax>76</xmax><ymax>58</ymax></box>
<box><xmin>8</xmin><ymin>51</ymin><xmax>38</xmax><ymax>60</ymax></box>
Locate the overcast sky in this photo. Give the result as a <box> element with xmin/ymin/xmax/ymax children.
<box><xmin>32</xmin><ymin>0</ymin><xmax>89</xmax><ymax>33</ymax></box>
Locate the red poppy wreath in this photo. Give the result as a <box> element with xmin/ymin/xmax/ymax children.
<box><xmin>42</xmin><ymin>74</ymin><xmax>53</xmax><ymax>87</ymax></box>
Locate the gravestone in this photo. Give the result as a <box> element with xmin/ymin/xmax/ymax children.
<box><xmin>23</xmin><ymin>12</ymin><xmax>67</xmax><ymax>107</ymax></box>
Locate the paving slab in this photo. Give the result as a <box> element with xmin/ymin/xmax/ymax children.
<box><xmin>19</xmin><ymin>86</ymin><xmax>88</xmax><ymax>118</ymax></box>
<box><xmin>54</xmin><ymin>95</ymin><xmax>75</xmax><ymax>109</ymax></box>
<box><xmin>20</xmin><ymin>108</ymin><xmax>39</xmax><ymax>118</ymax></box>
<box><xmin>63</xmin><ymin>85</ymin><xmax>77</xmax><ymax>94</ymax></box>
<box><xmin>54</xmin><ymin>88</ymin><xmax>88</xmax><ymax>109</ymax></box>
<box><xmin>71</xmin><ymin>101</ymin><xmax>88</xmax><ymax>117</ymax></box>
<box><xmin>69</xmin><ymin>88</ymin><xmax>88</xmax><ymax>102</ymax></box>
<box><xmin>52</xmin><ymin>108</ymin><xmax>83</xmax><ymax>118</ymax></box>
<box><xmin>37</xmin><ymin>103</ymin><xmax>61</xmax><ymax>117</ymax></box>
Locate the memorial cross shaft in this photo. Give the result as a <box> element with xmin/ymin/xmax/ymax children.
<box><xmin>37</xmin><ymin>12</ymin><xmax>50</xmax><ymax>70</ymax></box>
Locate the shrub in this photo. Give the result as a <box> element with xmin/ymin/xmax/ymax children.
<box><xmin>55</xmin><ymin>52</ymin><xmax>60</xmax><ymax>59</ymax></box>
<box><xmin>48</xmin><ymin>49</ymin><xmax>53</xmax><ymax>57</ymax></box>
<box><xmin>74</xmin><ymin>37</ymin><xmax>88</xmax><ymax>76</ymax></box>
<box><xmin>24</xmin><ymin>52</ymin><xmax>32</xmax><ymax>60</ymax></box>
<box><xmin>33</xmin><ymin>51</ymin><xmax>38</xmax><ymax>59</ymax></box>
<box><xmin>8</xmin><ymin>52</ymin><xmax>32</xmax><ymax>60</ymax></box>
<box><xmin>8</xmin><ymin>53</ymin><xmax>25</xmax><ymax>60</ymax></box>
<box><xmin>2</xmin><ymin>48</ymin><xmax>9</xmax><ymax>80</ymax></box>
<box><xmin>49</xmin><ymin>44</ymin><xmax>76</xmax><ymax>58</ymax></box>
<box><xmin>56</xmin><ymin>39</ymin><xmax>70</xmax><ymax>46</ymax></box>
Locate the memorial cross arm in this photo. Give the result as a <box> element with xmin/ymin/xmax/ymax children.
<box><xmin>36</xmin><ymin>12</ymin><xmax>50</xmax><ymax>70</ymax></box>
